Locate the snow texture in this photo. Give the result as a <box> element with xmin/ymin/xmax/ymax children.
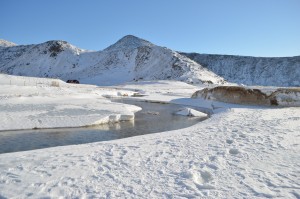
<box><xmin>1</xmin><ymin>35</ymin><xmax>298</xmax><ymax>87</ymax></box>
<box><xmin>0</xmin><ymin>79</ymin><xmax>299</xmax><ymax>198</ymax></box>
<box><xmin>0</xmin><ymin>35</ymin><xmax>225</xmax><ymax>86</ymax></box>
<box><xmin>0</xmin><ymin>39</ymin><xmax>17</xmax><ymax>47</ymax></box>
<box><xmin>182</xmin><ymin>53</ymin><xmax>300</xmax><ymax>87</ymax></box>
<box><xmin>0</xmin><ymin>74</ymin><xmax>141</xmax><ymax>130</ymax></box>
<box><xmin>0</xmin><ymin>34</ymin><xmax>299</xmax><ymax>198</ymax></box>
<box><xmin>176</xmin><ymin>107</ymin><xmax>208</xmax><ymax>117</ymax></box>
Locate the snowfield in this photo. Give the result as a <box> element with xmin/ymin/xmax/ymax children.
<box><xmin>0</xmin><ymin>75</ymin><xmax>299</xmax><ymax>198</ymax></box>
<box><xmin>0</xmin><ymin>74</ymin><xmax>141</xmax><ymax>130</ymax></box>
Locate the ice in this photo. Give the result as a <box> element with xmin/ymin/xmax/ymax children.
<box><xmin>0</xmin><ymin>74</ymin><xmax>141</xmax><ymax>131</ymax></box>
<box><xmin>0</xmin><ymin>75</ymin><xmax>299</xmax><ymax>198</ymax></box>
<box><xmin>175</xmin><ymin>107</ymin><xmax>208</xmax><ymax>117</ymax></box>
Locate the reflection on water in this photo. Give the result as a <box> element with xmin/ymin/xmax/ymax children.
<box><xmin>0</xmin><ymin>99</ymin><xmax>209</xmax><ymax>154</ymax></box>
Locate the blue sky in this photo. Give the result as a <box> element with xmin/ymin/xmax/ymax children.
<box><xmin>1</xmin><ymin>0</ymin><xmax>299</xmax><ymax>57</ymax></box>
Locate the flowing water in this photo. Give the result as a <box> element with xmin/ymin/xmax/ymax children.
<box><xmin>0</xmin><ymin>100</ymin><xmax>209</xmax><ymax>154</ymax></box>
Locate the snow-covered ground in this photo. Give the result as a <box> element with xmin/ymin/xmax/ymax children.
<box><xmin>0</xmin><ymin>75</ymin><xmax>299</xmax><ymax>198</ymax></box>
<box><xmin>0</xmin><ymin>74</ymin><xmax>140</xmax><ymax>130</ymax></box>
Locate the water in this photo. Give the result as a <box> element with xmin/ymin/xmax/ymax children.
<box><xmin>0</xmin><ymin>100</ymin><xmax>209</xmax><ymax>154</ymax></box>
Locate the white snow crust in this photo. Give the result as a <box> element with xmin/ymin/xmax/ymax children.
<box><xmin>0</xmin><ymin>74</ymin><xmax>141</xmax><ymax>130</ymax></box>
<box><xmin>176</xmin><ymin>107</ymin><xmax>208</xmax><ymax>117</ymax></box>
<box><xmin>0</xmin><ymin>76</ymin><xmax>299</xmax><ymax>198</ymax></box>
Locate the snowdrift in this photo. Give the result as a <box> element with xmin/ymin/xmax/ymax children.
<box><xmin>192</xmin><ymin>86</ymin><xmax>300</xmax><ymax>107</ymax></box>
<box><xmin>0</xmin><ymin>74</ymin><xmax>141</xmax><ymax>131</ymax></box>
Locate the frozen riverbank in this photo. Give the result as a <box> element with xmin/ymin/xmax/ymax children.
<box><xmin>1</xmin><ymin>103</ymin><xmax>299</xmax><ymax>198</ymax></box>
<box><xmin>0</xmin><ymin>74</ymin><xmax>140</xmax><ymax>131</ymax></box>
<box><xmin>0</xmin><ymin>76</ymin><xmax>299</xmax><ymax>198</ymax></box>
<box><xmin>0</xmin><ymin>100</ymin><xmax>206</xmax><ymax>154</ymax></box>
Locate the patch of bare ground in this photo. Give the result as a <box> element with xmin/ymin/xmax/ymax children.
<box><xmin>192</xmin><ymin>86</ymin><xmax>300</xmax><ymax>107</ymax></box>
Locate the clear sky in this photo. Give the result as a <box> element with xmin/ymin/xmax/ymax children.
<box><xmin>1</xmin><ymin>0</ymin><xmax>299</xmax><ymax>57</ymax></box>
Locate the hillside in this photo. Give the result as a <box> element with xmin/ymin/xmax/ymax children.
<box><xmin>1</xmin><ymin>36</ymin><xmax>299</xmax><ymax>87</ymax></box>
<box><xmin>0</xmin><ymin>39</ymin><xmax>17</xmax><ymax>47</ymax></box>
<box><xmin>0</xmin><ymin>36</ymin><xmax>225</xmax><ymax>86</ymax></box>
<box><xmin>181</xmin><ymin>53</ymin><xmax>300</xmax><ymax>87</ymax></box>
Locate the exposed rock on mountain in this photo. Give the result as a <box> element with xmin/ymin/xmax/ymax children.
<box><xmin>0</xmin><ymin>36</ymin><xmax>225</xmax><ymax>86</ymax></box>
<box><xmin>0</xmin><ymin>39</ymin><xmax>17</xmax><ymax>47</ymax></box>
<box><xmin>181</xmin><ymin>53</ymin><xmax>300</xmax><ymax>87</ymax></box>
<box><xmin>1</xmin><ymin>35</ymin><xmax>298</xmax><ymax>87</ymax></box>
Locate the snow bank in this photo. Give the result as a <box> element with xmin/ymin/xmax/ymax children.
<box><xmin>0</xmin><ymin>74</ymin><xmax>141</xmax><ymax>131</ymax></box>
<box><xmin>0</xmin><ymin>100</ymin><xmax>299</xmax><ymax>198</ymax></box>
<box><xmin>0</xmin><ymin>95</ymin><xmax>141</xmax><ymax>131</ymax></box>
<box><xmin>176</xmin><ymin>107</ymin><xmax>208</xmax><ymax>118</ymax></box>
<box><xmin>0</xmin><ymin>73</ymin><xmax>67</xmax><ymax>87</ymax></box>
<box><xmin>192</xmin><ymin>86</ymin><xmax>300</xmax><ymax>107</ymax></box>
<box><xmin>0</xmin><ymin>79</ymin><xmax>299</xmax><ymax>198</ymax></box>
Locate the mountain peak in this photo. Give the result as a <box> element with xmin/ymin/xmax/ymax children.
<box><xmin>0</xmin><ymin>39</ymin><xmax>17</xmax><ymax>47</ymax></box>
<box><xmin>121</xmin><ymin>34</ymin><xmax>141</xmax><ymax>40</ymax></box>
<box><xmin>43</xmin><ymin>40</ymin><xmax>74</xmax><ymax>48</ymax></box>
<box><xmin>41</xmin><ymin>40</ymin><xmax>84</xmax><ymax>53</ymax></box>
<box><xmin>104</xmin><ymin>35</ymin><xmax>154</xmax><ymax>51</ymax></box>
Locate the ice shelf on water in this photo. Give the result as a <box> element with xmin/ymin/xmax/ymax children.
<box><xmin>0</xmin><ymin>76</ymin><xmax>299</xmax><ymax>198</ymax></box>
<box><xmin>0</xmin><ymin>100</ymin><xmax>208</xmax><ymax>154</ymax></box>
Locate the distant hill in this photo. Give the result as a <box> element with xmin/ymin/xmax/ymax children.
<box><xmin>181</xmin><ymin>53</ymin><xmax>300</xmax><ymax>87</ymax></box>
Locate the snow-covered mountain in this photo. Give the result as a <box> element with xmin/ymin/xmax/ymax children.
<box><xmin>1</xmin><ymin>35</ymin><xmax>299</xmax><ymax>87</ymax></box>
<box><xmin>181</xmin><ymin>53</ymin><xmax>300</xmax><ymax>87</ymax></box>
<box><xmin>0</xmin><ymin>36</ymin><xmax>225</xmax><ymax>86</ymax></box>
<box><xmin>0</xmin><ymin>39</ymin><xmax>17</xmax><ymax>47</ymax></box>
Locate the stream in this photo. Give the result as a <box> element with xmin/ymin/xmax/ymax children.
<box><xmin>0</xmin><ymin>99</ymin><xmax>209</xmax><ymax>154</ymax></box>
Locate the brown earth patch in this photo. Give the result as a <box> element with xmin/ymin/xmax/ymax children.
<box><xmin>192</xmin><ymin>86</ymin><xmax>300</xmax><ymax>106</ymax></box>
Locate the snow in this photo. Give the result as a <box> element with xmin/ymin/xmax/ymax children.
<box><xmin>0</xmin><ymin>36</ymin><xmax>225</xmax><ymax>86</ymax></box>
<box><xmin>0</xmin><ymin>74</ymin><xmax>141</xmax><ymax>130</ymax></box>
<box><xmin>0</xmin><ymin>76</ymin><xmax>299</xmax><ymax>198</ymax></box>
<box><xmin>182</xmin><ymin>53</ymin><xmax>300</xmax><ymax>87</ymax></box>
<box><xmin>103</xmin><ymin>35</ymin><xmax>154</xmax><ymax>51</ymax></box>
<box><xmin>1</xmin><ymin>35</ymin><xmax>299</xmax><ymax>87</ymax></box>
<box><xmin>175</xmin><ymin>107</ymin><xmax>208</xmax><ymax>117</ymax></box>
<box><xmin>272</xmin><ymin>88</ymin><xmax>300</xmax><ymax>107</ymax></box>
<box><xmin>0</xmin><ymin>39</ymin><xmax>17</xmax><ymax>47</ymax></box>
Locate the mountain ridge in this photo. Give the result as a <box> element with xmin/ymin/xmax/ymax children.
<box><xmin>104</xmin><ymin>35</ymin><xmax>154</xmax><ymax>52</ymax></box>
<box><xmin>181</xmin><ymin>52</ymin><xmax>300</xmax><ymax>87</ymax></box>
<box><xmin>0</xmin><ymin>39</ymin><xmax>17</xmax><ymax>47</ymax></box>
<box><xmin>0</xmin><ymin>35</ymin><xmax>225</xmax><ymax>86</ymax></box>
<box><xmin>0</xmin><ymin>35</ymin><xmax>299</xmax><ymax>86</ymax></box>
